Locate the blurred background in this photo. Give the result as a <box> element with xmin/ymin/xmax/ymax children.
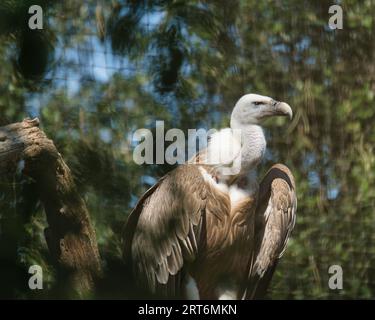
<box><xmin>0</xmin><ymin>0</ymin><xmax>374</xmax><ymax>299</ymax></box>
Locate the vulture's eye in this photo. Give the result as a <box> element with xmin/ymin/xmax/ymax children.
<box><xmin>253</xmin><ymin>101</ymin><xmax>263</xmax><ymax>106</ymax></box>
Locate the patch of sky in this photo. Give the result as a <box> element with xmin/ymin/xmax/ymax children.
<box><xmin>327</xmin><ymin>186</ymin><xmax>339</xmax><ymax>200</ymax></box>
<box><xmin>307</xmin><ymin>170</ymin><xmax>320</xmax><ymax>188</ymax></box>
<box><xmin>25</xmin><ymin>94</ymin><xmax>42</xmax><ymax>118</ymax></box>
<box><xmin>189</xmin><ymin>33</ymin><xmax>209</xmax><ymax>49</ymax></box>
<box><xmin>305</xmin><ymin>56</ymin><xmax>316</xmax><ymax>65</ymax></box>
<box><xmin>325</xmin><ymin>163</ymin><xmax>340</xmax><ymax>200</ymax></box>
<box><xmin>81</xmin><ymin>36</ymin><xmax>134</xmax><ymax>82</ymax></box>
<box><xmin>296</xmin><ymin>37</ymin><xmax>311</xmax><ymax>52</ymax></box>
<box><xmin>141</xmin><ymin>175</ymin><xmax>157</xmax><ymax>187</ymax></box>
<box><xmin>271</xmin><ymin>41</ymin><xmax>288</xmax><ymax>54</ymax></box>
<box><xmin>302</xmin><ymin>152</ymin><xmax>316</xmax><ymax>170</ymax></box>
<box><xmin>99</xmin><ymin>128</ymin><xmax>113</xmax><ymax>143</ymax></box>
<box><xmin>211</xmin><ymin>94</ymin><xmax>222</xmax><ymax>105</ymax></box>
<box><xmin>228</xmin><ymin>24</ymin><xmax>241</xmax><ymax>47</ymax></box>
<box><xmin>228</xmin><ymin>64</ymin><xmax>240</xmax><ymax>76</ymax></box>
<box><xmin>140</xmin><ymin>10</ymin><xmax>166</xmax><ymax>30</ymax></box>
<box><xmin>51</xmin><ymin>34</ymin><xmax>137</xmax><ymax>99</ymax></box>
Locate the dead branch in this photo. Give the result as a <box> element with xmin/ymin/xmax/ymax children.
<box><xmin>0</xmin><ymin>118</ymin><xmax>101</xmax><ymax>297</ymax></box>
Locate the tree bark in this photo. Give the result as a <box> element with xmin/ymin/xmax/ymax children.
<box><xmin>0</xmin><ymin>118</ymin><xmax>101</xmax><ymax>297</ymax></box>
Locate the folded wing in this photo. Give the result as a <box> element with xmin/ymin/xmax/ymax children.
<box><xmin>123</xmin><ymin>164</ymin><xmax>209</xmax><ymax>298</ymax></box>
<box><xmin>244</xmin><ymin>164</ymin><xmax>297</xmax><ymax>299</ymax></box>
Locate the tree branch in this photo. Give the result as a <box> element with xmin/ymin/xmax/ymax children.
<box><xmin>0</xmin><ymin>118</ymin><xmax>101</xmax><ymax>297</ymax></box>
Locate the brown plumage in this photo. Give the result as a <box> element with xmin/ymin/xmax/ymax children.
<box><xmin>122</xmin><ymin>163</ymin><xmax>296</xmax><ymax>299</ymax></box>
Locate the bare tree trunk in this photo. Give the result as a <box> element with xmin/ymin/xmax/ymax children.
<box><xmin>0</xmin><ymin>118</ymin><xmax>101</xmax><ymax>297</ymax></box>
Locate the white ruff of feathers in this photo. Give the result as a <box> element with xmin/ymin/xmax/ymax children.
<box><xmin>204</xmin><ymin>125</ymin><xmax>266</xmax><ymax>186</ymax></box>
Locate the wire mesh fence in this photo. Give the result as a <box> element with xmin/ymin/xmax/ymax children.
<box><xmin>1</xmin><ymin>0</ymin><xmax>375</xmax><ymax>299</ymax></box>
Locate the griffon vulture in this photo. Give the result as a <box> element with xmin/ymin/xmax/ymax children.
<box><xmin>123</xmin><ymin>94</ymin><xmax>297</xmax><ymax>299</ymax></box>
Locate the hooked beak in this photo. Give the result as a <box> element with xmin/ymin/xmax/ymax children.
<box><xmin>274</xmin><ymin>101</ymin><xmax>293</xmax><ymax>120</ymax></box>
<box><xmin>259</xmin><ymin>100</ymin><xmax>293</xmax><ymax>121</ymax></box>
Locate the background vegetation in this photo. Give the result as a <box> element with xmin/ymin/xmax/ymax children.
<box><xmin>0</xmin><ymin>0</ymin><xmax>374</xmax><ymax>299</ymax></box>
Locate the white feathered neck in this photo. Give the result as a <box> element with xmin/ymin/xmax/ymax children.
<box><xmin>204</xmin><ymin>122</ymin><xmax>266</xmax><ymax>179</ymax></box>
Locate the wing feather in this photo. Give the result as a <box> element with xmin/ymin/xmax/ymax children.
<box><xmin>244</xmin><ymin>163</ymin><xmax>297</xmax><ymax>299</ymax></box>
<box><xmin>122</xmin><ymin>164</ymin><xmax>210</xmax><ymax>298</ymax></box>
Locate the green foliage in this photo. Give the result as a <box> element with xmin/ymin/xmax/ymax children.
<box><xmin>0</xmin><ymin>0</ymin><xmax>375</xmax><ymax>299</ymax></box>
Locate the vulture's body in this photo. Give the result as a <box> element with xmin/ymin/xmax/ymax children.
<box><xmin>123</xmin><ymin>94</ymin><xmax>297</xmax><ymax>299</ymax></box>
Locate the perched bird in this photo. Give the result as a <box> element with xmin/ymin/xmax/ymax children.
<box><xmin>123</xmin><ymin>94</ymin><xmax>297</xmax><ymax>299</ymax></box>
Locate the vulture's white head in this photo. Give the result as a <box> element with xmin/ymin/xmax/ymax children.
<box><xmin>230</xmin><ymin>93</ymin><xmax>293</xmax><ymax>129</ymax></box>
